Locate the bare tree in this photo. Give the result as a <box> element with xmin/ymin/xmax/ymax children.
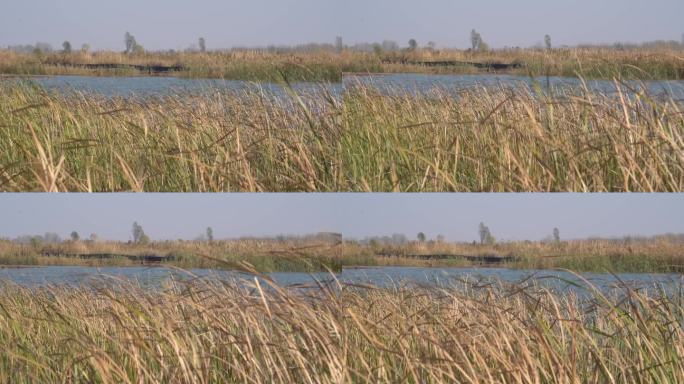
<box><xmin>553</xmin><ymin>227</ymin><xmax>560</xmax><ymax>242</ymax></box>
<box><xmin>478</xmin><ymin>222</ymin><xmax>489</xmax><ymax>244</ymax></box>
<box><xmin>544</xmin><ymin>35</ymin><xmax>552</xmax><ymax>50</ymax></box>
<box><xmin>471</xmin><ymin>30</ymin><xmax>481</xmax><ymax>50</ymax></box>
<box><xmin>124</xmin><ymin>32</ymin><xmax>136</xmax><ymax>54</ymax></box>
<box><xmin>81</xmin><ymin>43</ymin><xmax>90</xmax><ymax>53</ymax></box>
<box><xmin>335</xmin><ymin>36</ymin><xmax>343</xmax><ymax>53</ymax></box>
<box><xmin>478</xmin><ymin>222</ymin><xmax>496</xmax><ymax>244</ymax></box>
<box><xmin>198</xmin><ymin>37</ymin><xmax>206</xmax><ymax>53</ymax></box>
<box><xmin>206</xmin><ymin>227</ymin><xmax>214</xmax><ymax>243</ymax></box>
<box><xmin>124</xmin><ymin>32</ymin><xmax>143</xmax><ymax>55</ymax></box>
<box><xmin>132</xmin><ymin>222</ymin><xmax>149</xmax><ymax>244</ymax></box>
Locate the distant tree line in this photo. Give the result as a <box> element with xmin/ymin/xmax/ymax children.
<box><xmin>6</xmin><ymin>31</ymin><xmax>684</xmax><ymax>56</ymax></box>
<box><xmin>7</xmin><ymin>223</ymin><xmax>684</xmax><ymax>248</ymax></box>
<box><xmin>6</xmin><ymin>42</ymin><xmax>90</xmax><ymax>54</ymax></box>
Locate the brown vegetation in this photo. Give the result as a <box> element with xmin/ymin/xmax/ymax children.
<box><xmin>1</xmin><ymin>233</ymin><xmax>682</xmax><ymax>273</ymax></box>
<box><xmin>0</xmin><ymin>275</ymin><xmax>681</xmax><ymax>383</ymax></box>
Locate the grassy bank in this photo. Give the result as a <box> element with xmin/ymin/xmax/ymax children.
<box><xmin>0</xmin><ymin>50</ymin><xmax>376</xmax><ymax>82</ymax></box>
<box><xmin>1</xmin><ymin>81</ymin><xmax>682</xmax><ymax>192</ymax></box>
<box><xmin>0</xmin><ymin>276</ymin><xmax>682</xmax><ymax>383</ymax></box>
<box><xmin>0</xmin><ymin>238</ymin><xmax>349</xmax><ymax>273</ymax></box>
<box><xmin>1</xmin><ymin>47</ymin><xmax>683</xmax><ymax>81</ymax></box>
<box><xmin>1</xmin><ymin>235</ymin><xmax>682</xmax><ymax>274</ymax></box>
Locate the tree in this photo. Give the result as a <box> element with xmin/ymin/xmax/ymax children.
<box><xmin>81</xmin><ymin>43</ymin><xmax>90</xmax><ymax>53</ymax></box>
<box><xmin>62</xmin><ymin>41</ymin><xmax>72</xmax><ymax>54</ymax></box>
<box><xmin>417</xmin><ymin>232</ymin><xmax>426</xmax><ymax>242</ymax></box>
<box><xmin>544</xmin><ymin>35</ymin><xmax>552</xmax><ymax>50</ymax></box>
<box><xmin>436</xmin><ymin>234</ymin><xmax>445</xmax><ymax>243</ymax></box>
<box><xmin>89</xmin><ymin>233</ymin><xmax>98</xmax><ymax>242</ymax></box>
<box><xmin>553</xmin><ymin>227</ymin><xmax>560</xmax><ymax>242</ymax></box>
<box><xmin>30</xmin><ymin>236</ymin><xmax>43</xmax><ymax>248</ymax></box>
<box><xmin>132</xmin><ymin>221</ymin><xmax>148</xmax><ymax>243</ymax></box>
<box><xmin>408</xmin><ymin>39</ymin><xmax>418</xmax><ymax>51</ymax></box>
<box><xmin>35</xmin><ymin>42</ymin><xmax>53</xmax><ymax>53</ymax></box>
<box><xmin>124</xmin><ymin>32</ymin><xmax>138</xmax><ymax>54</ymax></box>
<box><xmin>478</xmin><ymin>222</ymin><xmax>492</xmax><ymax>245</ymax></box>
<box><xmin>139</xmin><ymin>233</ymin><xmax>150</xmax><ymax>244</ymax></box>
<box><xmin>206</xmin><ymin>227</ymin><xmax>214</xmax><ymax>243</ymax></box>
<box><xmin>198</xmin><ymin>37</ymin><xmax>206</xmax><ymax>53</ymax></box>
<box><xmin>33</xmin><ymin>42</ymin><xmax>53</xmax><ymax>56</ymax></box>
<box><xmin>132</xmin><ymin>43</ymin><xmax>145</xmax><ymax>55</ymax></box>
<box><xmin>471</xmin><ymin>29</ymin><xmax>482</xmax><ymax>50</ymax></box>
<box><xmin>391</xmin><ymin>233</ymin><xmax>408</xmax><ymax>245</ymax></box>
<box><xmin>43</xmin><ymin>232</ymin><xmax>62</xmax><ymax>243</ymax></box>
<box><xmin>70</xmin><ymin>231</ymin><xmax>80</xmax><ymax>241</ymax></box>
<box><xmin>470</xmin><ymin>30</ymin><xmax>488</xmax><ymax>52</ymax></box>
<box><xmin>335</xmin><ymin>36</ymin><xmax>343</xmax><ymax>53</ymax></box>
<box><xmin>382</xmin><ymin>40</ymin><xmax>399</xmax><ymax>51</ymax></box>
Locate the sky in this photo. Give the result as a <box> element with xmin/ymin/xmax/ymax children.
<box><xmin>1</xmin><ymin>0</ymin><xmax>683</xmax><ymax>51</ymax></box>
<box><xmin>0</xmin><ymin>194</ymin><xmax>681</xmax><ymax>242</ymax></box>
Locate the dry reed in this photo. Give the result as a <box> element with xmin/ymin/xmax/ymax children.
<box><xmin>0</xmin><ymin>274</ymin><xmax>681</xmax><ymax>383</ymax></box>
<box><xmin>1</xmin><ymin>81</ymin><xmax>682</xmax><ymax>192</ymax></box>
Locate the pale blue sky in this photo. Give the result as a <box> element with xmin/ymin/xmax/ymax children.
<box><xmin>1</xmin><ymin>0</ymin><xmax>682</xmax><ymax>50</ymax></box>
<box><xmin>0</xmin><ymin>194</ymin><xmax>681</xmax><ymax>242</ymax></box>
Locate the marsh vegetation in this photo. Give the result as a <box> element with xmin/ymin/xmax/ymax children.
<box><xmin>0</xmin><ymin>274</ymin><xmax>682</xmax><ymax>383</ymax></box>
<box><xmin>2</xmin><ymin>46</ymin><xmax>684</xmax><ymax>81</ymax></box>
<box><xmin>1</xmin><ymin>233</ymin><xmax>682</xmax><ymax>274</ymax></box>
<box><xmin>0</xmin><ymin>78</ymin><xmax>682</xmax><ymax>192</ymax></box>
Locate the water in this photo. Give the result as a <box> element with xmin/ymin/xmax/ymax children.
<box><xmin>1</xmin><ymin>266</ymin><xmax>681</xmax><ymax>295</ymax></box>
<box><xmin>347</xmin><ymin>73</ymin><xmax>684</xmax><ymax>99</ymax></box>
<box><xmin>25</xmin><ymin>75</ymin><xmax>338</xmax><ymax>98</ymax></box>
<box><xmin>6</xmin><ymin>74</ymin><xmax>684</xmax><ymax>99</ymax></box>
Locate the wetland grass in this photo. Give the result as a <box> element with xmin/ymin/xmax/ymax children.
<box><xmin>0</xmin><ymin>80</ymin><xmax>682</xmax><ymax>192</ymax></box>
<box><xmin>2</xmin><ymin>47</ymin><xmax>683</xmax><ymax>80</ymax></box>
<box><xmin>0</xmin><ymin>275</ymin><xmax>682</xmax><ymax>383</ymax></box>
<box><xmin>1</xmin><ymin>235</ymin><xmax>682</xmax><ymax>274</ymax></box>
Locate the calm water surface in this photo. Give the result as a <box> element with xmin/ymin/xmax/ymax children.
<box><xmin>9</xmin><ymin>74</ymin><xmax>684</xmax><ymax>99</ymax></box>
<box><xmin>1</xmin><ymin>266</ymin><xmax>681</xmax><ymax>294</ymax></box>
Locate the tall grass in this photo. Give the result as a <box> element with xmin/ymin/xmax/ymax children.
<box><xmin>0</xmin><ymin>80</ymin><xmax>682</xmax><ymax>192</ymax></box>
<box><xmin>2</xmin><ymin>47</ymin><xmax>683</xmax><ymax>80</ymax></box>
<box><xmin>1</xmin><ymin>234</ymin><xmax>682</xmax><ymax>273</ymax></box>
<box><xmin>0</xmin><ymin>48</ymin><xmax>684</xmax><ymax>81</ymax></box>
<box><xmin>0</xmin><ymin>275</ymin><xmax>681</xmax><ymax>383</ymax></box>
<box><xmin>0</xmin><ymin>50</ymin><xmax>378</xmax><ymax>82</ymax></box>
